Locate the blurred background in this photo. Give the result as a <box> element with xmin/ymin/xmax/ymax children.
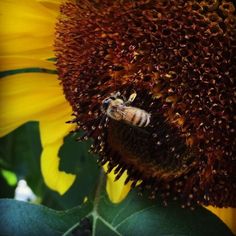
<box><xmin>0</xmin><ymin>121</ymin><xmax>100</xmax><ymax>210</ymax></box>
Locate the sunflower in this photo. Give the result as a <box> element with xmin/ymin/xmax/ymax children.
<box><xmin>0</xmin><ymin>0</ymin><xmax>235</xmax><ymax>233</ymax></box>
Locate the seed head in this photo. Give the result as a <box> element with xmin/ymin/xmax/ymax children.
<box><xmin>55</xmin><ymin>0</ymin><xmax>236</xmax><ymax>207</ymax></box>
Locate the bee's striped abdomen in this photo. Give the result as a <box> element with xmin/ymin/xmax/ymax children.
<box><xmin>129</xmin><ymin>108</ymin><xmax>150</xmax><ymax>127</ymax></box>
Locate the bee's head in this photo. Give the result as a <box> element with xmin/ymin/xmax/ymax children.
<box><xmin>101</xmin><ymin>97</ymin><xmax>112</xmax><ymax>112</ymax></box>
<box><xmin>101</xmin><ymin>92</ymin><xmax>124</xmax><ymax>113</ymax></box>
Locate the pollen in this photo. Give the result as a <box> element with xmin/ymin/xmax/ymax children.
<box><xmin>55</xmin><ymin>0</ymin><xmax>236</xmax><ymax>207</ymax></box>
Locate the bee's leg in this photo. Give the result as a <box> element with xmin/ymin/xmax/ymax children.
<box><xmin>110</xmin><ymin>91</ymin><xmax>121</xmax><ymax>99</ymax></box>
<box><xmin>115</xmin><ymin>91</ymin><xmax>121</xmax><ymax>97</ymax></box>
<box><xmin>126</xmin><ymin>90</ymin><xmax>137</xmax><ymax>105</ymax></box>
<box><xmin>112</xmin><ymin>91</ymin><xmax>127</xmax><ymax>102</ymax></box>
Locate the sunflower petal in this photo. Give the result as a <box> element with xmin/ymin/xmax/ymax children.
<box><xmin>0</xmin><ymin>56</ymin><xmax>56</xmax><ymax>72</ymax></box>
<box><xmin>0</xmin><ymin>37</ymin><xmax>54</xmax><ymax>59</ymax></box>
<box><xmin>103</xmin><ymin>164</ymin><xmax>132</xmax><ymax>203</ymax></box>
<box><xmin>0</xmin><ymin>73</ymin><xmax>68</xmax><ymax>137</ymax></box>
<box><xmin>37</xmin><ymin>0</ymin><xmax>61</xmax><ymax>15</ymax></box>
<box><xmin>0</xmin><ymin>0</ymin><xmax>57</xmax><ymax>58</ymax></box>
<box><xmin>0</xmin><ymin>0</ymin><xmax>56</xmax><ymax>36</ymax></box>
<box><xmin>206</xmin><ymin>206</ymin><xmax>236</xmax><ymax>234</ymax></box>
<box><xmin>40</xmin><ymin>121</ymin><xmax>76</xmax><ymax>195</ymax></box>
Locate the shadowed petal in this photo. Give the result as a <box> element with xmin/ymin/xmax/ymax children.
<box><xmin>103</xmin><ymin>164</ymin><xmax>132</xmax><ymax>204</ymax></box>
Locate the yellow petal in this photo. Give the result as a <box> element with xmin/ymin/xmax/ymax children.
<box><xmin>37</xmin><ymin>0</ymin><xmax>62</xmax><ymax>3</ymax></box>
<box><xmin>0</xmin><ymin>56</ymin><xmax>56</xmax><ymax>71</ymax></box>
<box><xmin>0</xmin><ymin>0</ymin><xmax>56</xmax><ymax>36</ymax></box>
<box><xmin>37</xmin><ymin>0</ymin><xmax>61</xmax><ymax>16</ymax></box>
<box><xmin>206</xmin><ymin>206</ymin><xmax>236</xmax><ymax>234</ymax></box>
<box><xmin>0</xmin><ymin>36</ymin><xmax>54</xmax><ymax>59</ymax></box>
<box><xmin>0</xmin><ymin>0</ymin><xmax>58</xmax><ymax>58</ymax></box>
<box><xmin>103</xmin><ymin>164</ymin><xmax>132</xmax><ymax>203</ymax></box>
<box><xmin>40</xmin><ymin>121</ymin><xmax>76</xmax><ymax>195</ymax></box>
<box><xmin>0</xmin><ymin>73</ymin><xmax>67</xmax><ymax>137</ymax></box>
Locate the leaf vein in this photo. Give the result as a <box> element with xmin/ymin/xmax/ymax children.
<box><xmin>114</xmin><ymin>205</ymin><xmax>157</xmax><ymax>229</ymax></box>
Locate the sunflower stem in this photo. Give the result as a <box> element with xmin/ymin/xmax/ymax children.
<box><xmin>62</xmin><ymin>168</ymin><xmax>105</xmax><ymax>236</ymax></box>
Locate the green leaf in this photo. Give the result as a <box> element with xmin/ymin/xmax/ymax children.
<box><xmin>0</xmin><ymin>172</ymin><xmax>233</xmax><ymax>236</ymax></box>
<box><xmin>0</xmin><ymin>122</ymin><xmax>43</xmax><ymax>195</ymax></box>
<box><xmin>57</xmin><ymin>133</ymin><xmax>100</xmax><ymax>208</ymax></box>
<box><xmin>71</xmin><ymin>173</ymin><xmax>233</xmax><ymax>236</ymax></box>
<box><xmin>0</xmin><ymin>173</ymin><xmax>15</xmax><ymax>198</ymax></box>
<box><xmin>1</xmin><ymin>169</ymin><xmax>17</xmax><ymax>186</ymax></box>
<box><xmin>59</xmin><ymin>132</ymin><xmax>98</xmax><ymax>175</ymax></box>
<box><xmin>0</xmin><ymin>199</ymin><xmax>91</xmax><ymax>236</ymax></box>
<box><xmin>0</xmin><ymin>122</ymin><xmax>101</xmax><ymax>210</ymax></box>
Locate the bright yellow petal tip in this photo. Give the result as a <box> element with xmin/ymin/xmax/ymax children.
<box><xmin>39</xmin><ymin>106</ymin><xmax>76</xmax><ymax>195</ymax></box>
<box><xmin>41</xmin><ymin>139</ymin><xmax>76</xmax><ymax>195</ymax></box>
<box><xmin>206</xmin><ymin>206</ymin><xmax>236</xmax><ymax>234</ymax></box>
<box><xmin>103</xmin><ymin>164</ymin><xmax>132</xmax><ymax>204</ymax></box>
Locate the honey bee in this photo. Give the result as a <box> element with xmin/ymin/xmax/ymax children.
<box><xmin>101</xmin><ymin>91</ymin><xmax>151</xmax><ymax>127</ymax></box>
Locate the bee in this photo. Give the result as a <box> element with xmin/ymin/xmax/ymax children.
<box><xmin>101</xmin><ymin>91</ymin><xmax>151</xmax><ymax>127</ymax></box>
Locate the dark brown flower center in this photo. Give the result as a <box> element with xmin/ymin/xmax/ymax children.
<box><xmin>55</xmin><ymin>0</ymin><xmax>236</xmax><ymax>207</ymax></box>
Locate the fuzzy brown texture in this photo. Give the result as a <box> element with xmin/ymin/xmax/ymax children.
<box><xmin>55</xmin><ymin>0</ymin><xmax>236</xmax><ymax>207</ymax></box>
